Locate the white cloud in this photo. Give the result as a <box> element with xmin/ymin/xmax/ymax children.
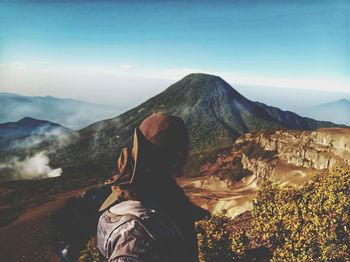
<box><xmin>218</xmin><ymin>72</ymin><xmax>350</xmax><ymax>93</ymax></box>
<box><xmin>0</xmin><ymin>61</ymin><xmax>52</xmax><ymax>71</ymax></box>
<box><xmin>146</xmin><ymin>67</ymin><xmax>205</xmax><ymax>80</ymax></box>
<box><xmin>126</xmin><ymin>67</ymin><xmax>350</xmax><ymax>93</ymax></box>
<box><xmin>11</xmin><ymin>62</ymin><xmax>27</xmax><ymax>70</ymax></box>
<box><xmin>119</xmin><ymin>64</ymin><xmax>135</xmax><ymax>70</ymax></box>
<box><xmin>143</xmin><ymin>68</ymin><xmax>350</xmax><ymax>93</ymax></box>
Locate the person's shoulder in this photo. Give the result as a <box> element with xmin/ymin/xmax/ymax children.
<box><xmin>98</xmin><ymin>212</ymin><xmax>153</xmax><ymax>261</ymax></box>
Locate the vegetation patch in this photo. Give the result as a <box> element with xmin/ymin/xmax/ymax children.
<box><xmin>197</xmin><ymin>167</ymin><xmax>350</xmax><ymax>261</ymax></box>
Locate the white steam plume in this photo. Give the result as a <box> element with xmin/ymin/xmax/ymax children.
<box><xmin>11</xmin><ymin>151</ymin><xmax>62</xmax><ymax>179</ymax></box>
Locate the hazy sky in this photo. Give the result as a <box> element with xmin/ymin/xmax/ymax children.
<box><xmin>0</xmin><ymin>0</ymin><xmax>349</xmax><ymax>108</ymax></box>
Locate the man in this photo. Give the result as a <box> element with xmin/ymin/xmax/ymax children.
<box><xmin>97</xmin><ymin>113</ymin><xmax>210</xmax><ymax>262</ymax></box>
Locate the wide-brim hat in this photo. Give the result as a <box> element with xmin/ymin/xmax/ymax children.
<box><xmin>99</xmin><ymin>113</ymin><xmax>189</xmax><ymax>212</ymax></box>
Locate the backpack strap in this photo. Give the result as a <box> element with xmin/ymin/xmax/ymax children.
<box><xmin>104</xmin><ymin>209</ymin><xmax>184</xmax><ymax>242</ymax></box>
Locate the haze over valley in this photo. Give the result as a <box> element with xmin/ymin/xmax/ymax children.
<box><xmin>0</xmin><ymin>74</ymin><xmax>348</xmax><ymax>184</ymax></box>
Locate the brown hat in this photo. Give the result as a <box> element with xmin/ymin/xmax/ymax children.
<box><xmin>139</xmin><ymin>113</ymin><xmax>189</xmax><ymax>156</ymax></box>
<box><xmin>99</xmin><ymin>113</ymin><xmax>189</xmax><ymax>211</ymax></box>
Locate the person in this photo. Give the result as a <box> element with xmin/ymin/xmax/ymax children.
<box><xmin>97</xmin><ymin>113</ymin><xmax>210</xmax><ymax>262</ymax></box>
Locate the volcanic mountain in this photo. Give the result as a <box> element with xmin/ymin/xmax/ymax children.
<box><xmin>51</xmin><ymin>73</ymin><xmax>338</xmax><ymax>174</ymax></box>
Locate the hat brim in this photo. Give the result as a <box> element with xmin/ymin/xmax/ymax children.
<box><xmin>99</xmin><ymin>127</ymin><xmax>154</xmax><ymax>211</ymax></box>
<box><xmin>99</xmin><ymin>189</ymin><xmax>120</xmax><ymax>212</ymax></box>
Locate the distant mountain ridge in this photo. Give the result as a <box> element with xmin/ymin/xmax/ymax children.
<box><xmin>51</xmin><ymin>73</ymin><xmax>340</xmax><ymax>173</ymax></box>
<box><xmin>0</xmin><ymin>117</ymin><xmax>69</xmax><ymax>138</ymax></box>
<box><xmin>0</xmin><ymin>117</ymin><xmax>72</xmax><ymax>182</ymax></box>
<box><xmin>301</xmin><ymin>99</ymin><xmax>350</xmax><ymax>126</ymax></box>
<box><xmin>0</xmin><ymin>93</ymin><xmax>123</xmax><ymax>129</ymax></box>
<box><xmin>0</xmin><ymin>117</ymin><xmax>71</xmax><ymax>153</ymax></box>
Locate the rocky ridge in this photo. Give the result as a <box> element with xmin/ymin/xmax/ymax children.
<box><xmin>182</xmin><ymin>127</ymin><xmax>350</xmax><ymax>217</ymax></box>
<box><xmin>238</xmin><ymin>128</ymin><xmax>350</xmax><ymax>178</ymax></box>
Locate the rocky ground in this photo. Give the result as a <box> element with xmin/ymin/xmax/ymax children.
<box><xmin>0</xmin><ymin>186</ymin><xmax>95</xmax><ymax>261</ymax></box>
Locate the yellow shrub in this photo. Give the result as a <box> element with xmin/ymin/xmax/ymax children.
<box><xmin>197</xmin><ymin>167</ymin><xmax>350</xmax><ymax>261</ymax></box>
<box><xmin>196</xmin><ymin>211</ymin><xmax>247</xmax><ymax>262</ymax></box>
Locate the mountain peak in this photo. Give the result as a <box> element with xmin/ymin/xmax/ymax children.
<box><xmin>336</xmin><ymin>98</ymin><xmax>350</xmax><ymax>104</ymax></box>
<box><xmin>182</xmin><ymin>73</ymin><xmax>222</xmax><ymax>81</ymax></box>
<box><xmin>17</xmin><ymin>117</ymin><xmax>50</xmax><ymax>126</ymax></box>
<box><xmin>0</xmin><ymin>117</ymin><xmax>70</xmax><ymax>138</ymax></box>
<box><xmin>168</xmin><ymin>73</ymin><xmax>243</xmax><ymax>99</ymax></box>
<box><xmin>19</xmin><ymin>116</ymin><xmax>39</xmax><ymax>122</ymax></box>
<box><xmin>180</xmin><ymin>73</ymin><xmax>228</xmax><ymax>86</ymax></box>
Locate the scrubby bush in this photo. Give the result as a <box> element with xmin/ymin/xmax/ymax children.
<box><xmin>196</xmin><ymin>211</ymin><xmax>248</xmax><ymax>262</ymax></box>
<box><xmin>197</xmin><ymin>167</ymin><xmax>350</xmax><ymax>261</ymax></box>
<box><xmin>252</xmin><ymin>167</ymin><xmax>350</xmax><ymax>261</ymax></box>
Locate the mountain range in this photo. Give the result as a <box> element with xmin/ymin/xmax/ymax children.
<box><xmin>50</xmin><ymin>73</ymin><xmax>340</xmax><ymax>176</ymax></box>
<box><xmin>0</xmin><ymin>117</ymin><xmax>69</xmax><ymax>138</ymax></box>
<box><xmin>0</xmin><ymin>93</ymin><xmax>124</xmax><ymax>130</ymax></box>
<box><xmin>300</xmin><ymin>99</ymin><xmax>350</xmax><ymax>126</ymax></box>
<box><xmin>0</xmin><ymin>117</ymin><xmax>71</xmax><ymax>155</ymax></box>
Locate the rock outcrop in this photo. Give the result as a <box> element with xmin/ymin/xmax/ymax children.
<box><xmin>182</xmin><ymin>128</ymin><xmax>350</xmax><ymax>217</ymax></box>
<box><xmin>237</xmin><ymin>128</ymin><xmax>350</xmax><ymax>180</ymax></box>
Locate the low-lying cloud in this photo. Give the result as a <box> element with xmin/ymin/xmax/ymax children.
<box><xmin>6</xmin><ymin>151</ymin><xmax>62</xmax><ymax>180</ymax></box>
<box><xmin>10</xmin><ymin>125</ymin><xmax>71</xmax><ymax>150</ymax></box>
<box><xmin>0</xmin><ymin>126</ymin><xmax>79</xmax><ymax>181</ymax></box>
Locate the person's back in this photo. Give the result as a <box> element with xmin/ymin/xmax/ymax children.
<box><xmin>97</xmin><ymin>113</ymin><xmax>209</xmax><ymax>262</ymax></box>
<box><xmin>98</xmin><ymin>200</ymin><xmax>195</xmax><ymax>261</ymax></box>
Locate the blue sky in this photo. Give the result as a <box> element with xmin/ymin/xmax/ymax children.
<box><xmin>0</xmin><ymin>0</ymin><xmax>349</xmax><ymax>107</ymax></box>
